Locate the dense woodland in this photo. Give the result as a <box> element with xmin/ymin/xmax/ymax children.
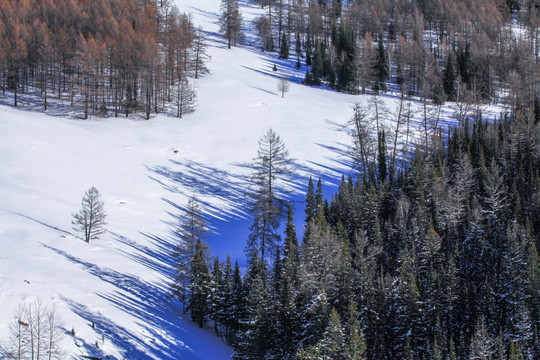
<box><xmin>176</xmin><ymin>108</ymin><xmax>540</xmax><ymax>359</ymax></box>
<box><xmin>0</xmin><ymin>0</ymin><xmax>207</xmax><ymax>119</ymax></box>
<box><xmin>248</xmin><ymin>0</ymin><xmax>539</xmax><ymax>117</ymax></box>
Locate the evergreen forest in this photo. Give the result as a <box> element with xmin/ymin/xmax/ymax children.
<box><xmin>183</xmin><ymin>109</ymin><xmax>540</xmax><ymax>360</ymax></box>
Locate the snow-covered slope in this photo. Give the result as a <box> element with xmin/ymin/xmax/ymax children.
<box><xmin>0</xmin><ymin>0</ymin><xmax>501</xmax><ymax>358</ymax></box>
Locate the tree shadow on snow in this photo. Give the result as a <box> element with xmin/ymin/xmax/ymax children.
<box><xmin>44</xmin><ymin>244</ymin><xmax>230</xmax><ymax>359</ymax></box>
<box><xmin>146</xmin><ymin>159</ymin><xmax>252</xmax><ymax>222</ymax></box>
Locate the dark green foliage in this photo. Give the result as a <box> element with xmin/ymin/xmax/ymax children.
<box><xmin>196</xmin><ymin>108</ymin><xmax>540</xmax><ymax>360</ymax></box>
<box><xmin>190</xmin><ymin>239</ymin><xmax>211</xmax><ymax>328</ymax></box>
<box><xmin>373</xmin><ymin>36</ymin><xmax>388</xmax><ymax>93</ymax></box>
<box><xmin>443</xmin><ymin>54</ymin><xmax>456</xmax><ymax>101</ymax></box>
<box><xmin>279</xmin><ymin>32</ymin><xmax>289</xmax><ymax>59</ymax></box>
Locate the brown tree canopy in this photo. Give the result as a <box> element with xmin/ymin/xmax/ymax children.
<box><xmin>0</xmin><ymin>0</ymin><xmax>207</xmax><ymax>118</ymax></box>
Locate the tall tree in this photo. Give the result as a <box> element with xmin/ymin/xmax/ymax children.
<box><xmin>171</xmin><ymin>196</ymin><xmax>209</xmax><ymax>313</ymax></box>
<box><xmin>219</xmin><ymin>0</ymin><xmax>243</xmax><ymax>49</ymax></box>
<box><xmin>247</xmin><ymin>129</ymin><xmax>293</xmax><ymax>261</ymax></box>
<box><xmin>190</xmin><ymin>239</ymin><xmax>212</xmax><ymax>327</ymax></box>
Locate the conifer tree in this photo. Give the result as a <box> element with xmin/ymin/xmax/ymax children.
<box><xmin>171</xmin><ymin>195</ymin><xmax>209</xmax><ymax>313</ymax></box>
<box><xmin>279</xmin><ymin>32</ymin><xmax>289</xmax><ymax>59</ymax></box>
<box><xmin>443</xmin><ymin>54</ymin><xmax>456</xmax><ymax>101</ymax></box>
<box><xmin>344</xmin><ymin>301</ymin><xmax>367</xmax><ymax>360</ymax></box>
<box><xmin>248</xmin><ymin>129</ymin><xmax>293</xmax><ymax>261</ymax></box>
<box><xmin>190</xmin><ymin>239</ymin><xmax>212</xmax><ymax>328</ymax></box>
<box><xmin>72</xmin><ymin>186</ymin><xmax>107</xmax><ymax>243</ymax></box>
<box><xmin>373</xmin><ymin>36</ymin><xmax>388</xmax><ymax>93</ymax></box>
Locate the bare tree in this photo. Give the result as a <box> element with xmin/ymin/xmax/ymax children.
<box><xmin>219</xmin><ymin>0</ymin><xmax>243</xmax><ymax>49</ymax></box>
<box><xmin>72</xmin><ymin>186</ymin><xmax>107</xmax><ymax>243</ymax></box>
<box><xmin>193</xmin><ymin>27</ymin><xmax>210</xmax><ymax>79</ymax></box>
<box><xmin>346</xmin><ymin>102</ymin><xmax>376</xmax><ymax>175</ymax></box>
<box><xmin>8</xmin><ymin>299</ymin><xmax>65</xmax><ymax>360</ymax></box>
<box><xmin>175</xmin><ymin>74</ymin><xmax>197</xmax><ymax>118</ymax></box>
<box><xmin>277</xmin><ymin>74</ymin><xmax>290</xmax><ymax>98</ymax></box>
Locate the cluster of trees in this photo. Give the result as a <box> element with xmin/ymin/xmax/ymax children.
<box><xmin>5</xmin><ymin>299</ymin><xmax>65</xmax><ymax>360</ymax></box>
<box><xmin>174</xmin><ymin>106</ymin><xmax>540</xmax><ymax>359</ymax></box>
<box><xmin>251</xmin><ymin>0</ymin><xmax>539</xmax><ymax>113</ymax></box>
<box><xmin>0</xmin><ymin>0</ymin><xmax>207</xmax><ymax>119</ymax></box>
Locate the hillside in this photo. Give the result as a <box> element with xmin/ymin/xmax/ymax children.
<box><xmin>0</xmin><ymin>0</ymin><xmax>519</xmax><ymax>359</ymax></box>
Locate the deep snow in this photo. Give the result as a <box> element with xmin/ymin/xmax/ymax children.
<box><xmin>0</xmin><ymin>0</ymin><xmax>502</xmax><ymax>358</ymax></box>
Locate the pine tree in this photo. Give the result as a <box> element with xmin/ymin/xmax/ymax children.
<box><xmin>171</xmin><ymin>195</ymin><xmax>209</xmax><ymax>313</ymax></box>
<box><xmin>210</xmin><ymin>257</ymin><xmax>223</xmax><ymax>335</ymax></box>
<box><xmin>318</xmin><ymin>308</ymin><xmax>345</xmax><ymax>359</ymax></box>
<box><xmin>279</xmin><ymin>32</ymin><xmax>289</xmax><ymax>59</ymax></box>
<box><xmin>281</xmin><ymin>227</ymin><xmax>300</xmax><ymax>355</ymax></box>
<box><xmin>190</xmin><ymin>239</ymin><xmax>212</xmax><ymax>328</ymax></box>
<box><xmin>344</xmin><ymin>301</ymin><xmax>367</xmax><ymax>360</ymax></box>
<box><xmin>305</xmin><ymin>176</ymin><xmax>316</xmax><ymax>226</ymax></box>
<box><xmin>377</xmin><ymin>131</ymin><xmax>387</xmax><ymax>183</ymax></box>
<box><xmin>220</xmin><ymin>255</ymin><xmax>236</xmax><ymax>342</ymax></box>
<box><xmin>373</xmin><ymin>36</ymin><xmax>388</xmax><ymax>93</ymax></box>
<box><xmin>234</xmin><ymin>261</ymin><xmax>274</xmax><ymax>359</ymax></box>
<box><xmin>443</xmin><ymin>54</ymin><xmax>456</xmax><ymax>101</ymax></box>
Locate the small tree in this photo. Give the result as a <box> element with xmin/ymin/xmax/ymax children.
<box><xmin>277</xmin><ymin>74</ymin><xmax>290</xmax><ymax>98</ymax></box>
<box><xmin>176</xmin><ymin>73</ymin><xmax>197</xmax><ymax>118</ymax></box>
<box><xmin>72</xmin><ymin>186</ymin><xmax>107</xmax><ymax>243</ymax></box>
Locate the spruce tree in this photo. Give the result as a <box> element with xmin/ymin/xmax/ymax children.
<box><xmin>190</xmin><ymin>239</ymin><xmax>212</xmax><ymax>328</ymax></box>
<box><xmin>373</xmin><ymin>36</ymin><xmax>388</xmax><ymax>93</ymax></box>
<box><xmin>377</xmin><ymin>131</ymin><xmax>387</xmax><ymax>183</ymax></box>
<box><xmin>443</xmin><ymin>54</ymin><xmax>456</xmax><ymax>101</ymax></box>
<box><xmin>345</xmin><ymin>301</ymin><xmax>367</xmax><ymax>360</ymax></box>
<box><xmin>279</xmin><ymin>32</ymin><xmax>289</xmax><ymax>59</ymax></box>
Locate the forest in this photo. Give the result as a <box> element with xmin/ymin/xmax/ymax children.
<box><xmin>0</xmin><ymin>0</ymin><xmax>206</xmax><ymax>119</ymax></box>
<box><xmin>1</xmin><ymin>0</ymin><xmax>539</xmax><ymax>358</ymax></box>
<box><xmin>178</xmin><ymin>1</ymin><xmax>539</xmax><ymax>359</ymax></box>
<box><xmin>176</xmin><ymin>107</ymin><xmax>540</xmax><ymax>360</ymax></box>
<box><xmin>247</xmin><ymin>0</ymin><xmax>539</xmax><ymax>117</ymax></box>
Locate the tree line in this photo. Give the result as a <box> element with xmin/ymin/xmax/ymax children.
<box><xmin>171</xmin><ymin>106</ymin><xmax>540</xmax><ymax>359</ymax></box>
<box><xmin>0</xmin><ymin>0</ymin><xmax>207</xmax><ymax>119</ymax></box>
<box><xmin>245</xmin><ymin>0</ymin><xmax>539</xmax><ymax>117</ymax></box>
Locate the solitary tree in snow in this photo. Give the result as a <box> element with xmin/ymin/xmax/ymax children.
<box><xmin>72</xmin><ymin>186</ymin><xmax>107</xmax><ymax>243</ymax></box>
<box><xmin>277</xmin><ymin>74</ymin><xmax>290</xmax><ymax>98</ymax></box>
<box><xmin>247</xmin><ymin>129</ymin><xmax>293</xmax><ymax>262</ymax></box>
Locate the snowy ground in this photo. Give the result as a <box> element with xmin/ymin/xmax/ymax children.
<box><xmin>0</xmin><ymin>0</ymin><xmax>502</xmax><ymax>359</ymax></box>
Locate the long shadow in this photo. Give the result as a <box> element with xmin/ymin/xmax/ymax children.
<box><xmin>146</xmin><ymin>158</ymin><xmax>251</xmax><ymax>221</ymax></box>
<box><xmin>109</xmin><ymin>231</ymin><xmax>176</xmax><ymax>279</ymax></box>
<box><xmin>45</xmin><ymin>244</ymin><xmax>230</xmax><ymax>359</ymax></box>
<box><xmin>11</xmin><ymin>211</ymin><xmax>76</xmax><ymax>237</ymax></box>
